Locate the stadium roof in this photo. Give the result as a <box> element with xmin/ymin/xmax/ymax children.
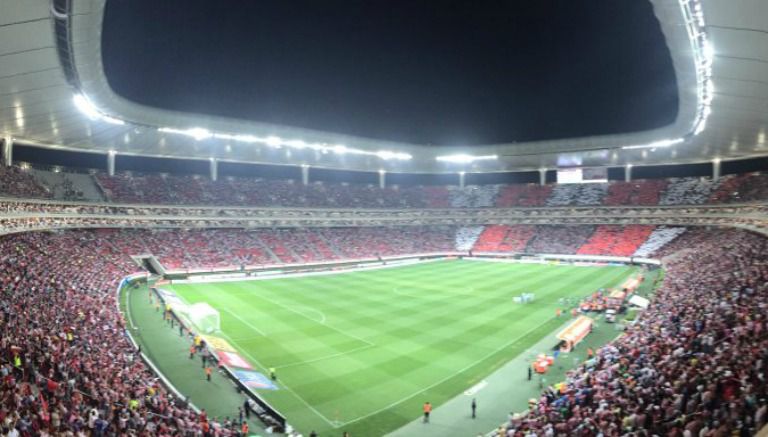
<box><xmin>1</xmin><ymin>0</ymin><xmax>766</xmax><ymax>174</ymax></box>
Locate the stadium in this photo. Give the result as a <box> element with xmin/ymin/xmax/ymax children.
<box><xmin>1</xmin><ymin>1</ymin><xmax>768</xmax><ymax>436</ymax></box>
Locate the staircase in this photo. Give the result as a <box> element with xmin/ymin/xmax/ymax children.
<box><xmin>29</xmin><ymin>168</ymin><xmax>105</xmax><ymax>201</ymax></box>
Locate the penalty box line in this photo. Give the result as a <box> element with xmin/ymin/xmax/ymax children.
<box><xmin>250</xmin><ymin>290</ymin><xmax>375</xmax><ymax>347</ymax></box>
<box><xmin>218</xmin><ymin>330</ymin><xmax>340</xmax><ymax>428</ymax></box>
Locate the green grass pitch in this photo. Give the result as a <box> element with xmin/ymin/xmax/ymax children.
<box><xmin>167</xmin><ymin>259</ymin><xmax>636</xmax><ymax>436</ymax></box>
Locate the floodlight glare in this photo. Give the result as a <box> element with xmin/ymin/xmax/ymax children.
<box><xmin>73</xmin><ymin>94</ymin><xmax>125</xmax><ymax>125</ymax></box>
<box><xmin>621</xmin><ymin>138</ymin><xmax>684</xmax><ymax>150</ymax></box>
<box><xmin>436</xmin><ymin>154</ymin><xmax>497</xmax><ymax>164</ymax></box>
<box><xmin>158</xmin><ymin>127</ymin><xmax>212</xmax><ymax>141</ymax></box>
<box><xmin>265</xmin><ymin>136</ymin><xmax>282</xmax><ymax>147</ymax></box>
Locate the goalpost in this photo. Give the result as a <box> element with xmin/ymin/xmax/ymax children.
<box><xmin>181</xmin><ymin>302</ymin><xmax>221</xmax><ymax>334</ymax></box>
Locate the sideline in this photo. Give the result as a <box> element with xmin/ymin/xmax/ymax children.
<box><xmin>118</xmin><ymin>276</ymin><xmax>201</xmax><ymax>413</ymax></box>
<box><xmin>170</xmin><ymin>257</ymin><xmax>449</xmax><ymax>285</ymax></box>
<box><xmin>218</xmin><ymin>330</ymin><xmax>340</xmax><ymax>428</ymax></box>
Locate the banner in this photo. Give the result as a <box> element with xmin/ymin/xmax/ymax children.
<box><xmin>217</xmin><ymin>351</ymin><xmax>253</xmax><ymax>370</ymax></box>
<box><xmin>202</xmin><ymin>335</ymin><xmax>236</xmax><ymax>353</ymax></box>
<box><xmin>232</xmin><ymin>369</ymin><xmax>278</xmax><ymax>391</ymax></box>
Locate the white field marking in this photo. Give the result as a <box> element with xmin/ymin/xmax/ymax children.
<box><xmin>274</xmin><ymin>343</ymin><xmax>376</xmax><ymax>370</ymax></box>
<box><xmin>174</xmin><ymin>290</ymin><xmax>335</xmax><ymax>427</ymax></box>
<box><xmin>218</xmin><ymin>330</ymin><xmax>339</xmax><ymax>427</ymax></box>
<box><xmin>289</xmin><ymin>304</ymin><xmax>326</xmax><ymax>324</ymax></box>
<box><xmin>463</xmin><ymin>379</ymin><xmax>487</xmax><ymax>396</ymax></box>
<box><xmin>226</xmin><ymin>335</ymin><xmax>265</xmax><ymax>343</ymax></box>
<box><xmin>337</xmin><ymin>314</ymin><xmax>563</xmax><ymax>427</ymax></box>
<box><xmin>170</xmin><ymin>256</ymin><xmax>449</xmax><ymax>285</ymax></box>
<box><xmin>220</xmin><ymin>307</ymin><xmax>268</xmax><ymax>337</ymax></box>
<box><xmin>250</xmin><ymin>290</ymin><xmax>374</xmax><ymax>346</ymax></box>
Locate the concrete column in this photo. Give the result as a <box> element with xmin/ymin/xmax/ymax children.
<box><xmin>712</xmin><ymin>159</ymin><xmax>721</xmax><ymax>180</ymax></box>
<box><xmin>539</xmin><ymin>168</ymin><xmax>547</xmax><ymax>186</ymax></box>
<box><xmin>458</xmin><ymin>171</ymin><xmax>466</xmax><ymax>189</ymax></box>
<box><xmin>107</xmin><ymin>150</ymin><xmax>116</xmax><ymax>176</ymax></box>
<box><xmin>2</xmin><ymin>136</ymin><xmax>12</xmax><ymax>167</ymax></box>
<box><xmin>625</xmin><ymin>165</ymin><xmax>633</xmax><ymax>182</ymax></box>
<box><xmin>209</xmin><ymin>158</ymin><xmax>218</xmax><ymax>181</ymax></box>
<box><xmin>378</xmin><ymin>170</ymin><xmax>386</xmax><ymax>189</ymax></box>
<box><xmin>301</xmin><ymin>165</ymin><xmax>309</xmax><ymax>186</ymax></box>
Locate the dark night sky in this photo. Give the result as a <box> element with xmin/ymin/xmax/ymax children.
<box><xmin>102</xmin><ymin>0</ymin><xmax>678</xmax><ymax>146</ymax></box>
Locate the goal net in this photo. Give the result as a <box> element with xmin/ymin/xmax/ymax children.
<box><xmin>184</xmin><ymin>302</ymin><xmax>221</xmax><ymax>334</ymax></box>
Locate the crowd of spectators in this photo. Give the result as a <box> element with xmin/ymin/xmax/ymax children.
<box><xmin>455</xmin><ymin>226</ymin><xmax>484</xmax><ymax>251</ymax></box>
<box><xmin>449</xmin><ymin>185</ymin><xmax>499</xmax><ymax>208</ymax></box>
<box><xmin>0</xmin><ymin>166</ymin><xmax>52</xmax><ymax>199</ymax></box>
<box><xmin>576</xmin><ymin>225</ymin><xmax>656</xmax><ymax>257</ymax></box>
<box><xmin>496</xmin><ymin>227</ymin><xmax>768</xmax><ymax>436</ymax></box>
<box><xmin>0</xmin><ymin>218</ymin><xmax>766</xmax><ymax>435</ymax></box>
<box><xmin>0</xmin><ymin>230</ymin><xmax>254</xmax><ymax>435</ymax></box>
<box><xmin>546</xmin><ymin>184</ymin><xmax>608</xmax><ymax>207</ymax></box>
<box><xmin>604</xmin><ymin>180</ymin><xmax>668</xmax><ymax>206</ymax></box>
<box><xmin>1</xmin><ymin>165</ymin><xmax>768</xmax><ymax>209</ymax></box>
<box><xmin>709</xmin><ymin>173</ymin><xmax>768</xmax><ymax>204</ymax></box>
<box><xmin>659</xmin><ymin>177</ymin><xmax>720</xmax><ymax>205</ymax></box>
<box><xmin>473</xmin><ymin>225</ymin><xmax>537</xmax><ymax>252</ymax></box>
<box><xmin>525</xmin><ymin>225</ymin><xmax>596</xmax><ymax>255</ymax></box>
<box><xmin>496</xmin><ymin>184</ymin><xmax>553</xmax><ymax>208</ymax></box>
<box><xmin>633</xmin><ymin>227</ymin><xmax>687</xmax><ymax>258</ymax></box>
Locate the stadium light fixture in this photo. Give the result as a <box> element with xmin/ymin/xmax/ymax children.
<box><xmin>73</xmin><ymin>94</ymin><xmax>125</xmax><ymax>125</ymax></box>
<box><xmin>436</xmin><ymin>154</ymin><xmax>497</xmax><ymax>164</ymax></box>
<box><xmin>284</xmin><ymin>140</ymin><xmax>307</xmax><ymax>149</ymax></box>
<box><xmin>265</xmin><ymin>136</ymin><xmax>283</xmax><ymax>147</ymax></box>
<box><xmin>158</xmin><ymin>127</ymin><xmax>412</xmax><ymax>161</ymax></box>
<box><xmin>680</xmin><ymin>0</ymin><xmax>714</xmax><ymax>137</ymax></box>
<box><xmin>621</xmin><ymin>138</ymin><xmax>684</xmax><ymax>150</ymax></box>
<box><xmin>158</xmin><ymin>127</ymin><xmax>212</xmax><ymax>141</ymax></box>
<box><xmin>620</xmin><ymin>1</ymin><xmax>712</xmax><ymax>151</ymax></box>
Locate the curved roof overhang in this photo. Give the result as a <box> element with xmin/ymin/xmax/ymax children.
<box><xmin>1</xmin><ymin>0</ymin><xmax>765</xmax><ymax>174</ymax></box>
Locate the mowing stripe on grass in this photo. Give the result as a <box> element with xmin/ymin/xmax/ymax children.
<box><xmin>336</xmin><ymin>313</ymin><xmax>562</xmax><ymax>427</ymax></box>
<box><xmin>167</xmin><ymin>260</ymin><xmax>636</xmax><ymax>436</ymax></box>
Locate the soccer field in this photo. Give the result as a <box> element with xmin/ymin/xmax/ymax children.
<box><xmin>166</xmin><ymin>259</ymin><xmax>635</xmax><ymax>436</ymax></box>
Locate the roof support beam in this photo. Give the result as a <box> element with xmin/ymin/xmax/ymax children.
<box><xmin>2</xmin><ymin>136</ymin><xmax>12</xmax><ymax>167</ymax></box>
<box><xmin>209</xmin><ymin>158</ymin><xmax>218</xmax><ymax>182</ymax></box>
<box><xmin>107</xmin><ymin>150</ymin><xmax>116</xmax><ymax>176</ymax></box>
<box><xmin>378</xmin><ymin>170</ymin><xmax>386</xmax><ymax>189</ymax></box>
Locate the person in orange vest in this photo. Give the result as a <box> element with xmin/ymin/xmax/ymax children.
<box><xmin>587</xmin><ymin>347</ymin><xmax>594</xmax><ymax>359</ymax></box>
<box><xmin>189</xmin><ymin>344</ymin><xmax>196</xmax><ymax>359</ymax></box>
<box><xmin>205</xmin><ymin>366</ymin><xmax>212</xmax><ymax>382</ymax></box>
<box><xmin>423</xmin><ymin>402</ymin><xmax>432</xmax><ymax>423</ymax></box>
<box><xmin>241</xmin><ymin>421</ymin><xmax>248</xmax><ymax>435</ymax></box>
<box><xmin>556</xmin><ymin>308</ymin><xmax>562</xmax><ymax>317</ymax></box>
